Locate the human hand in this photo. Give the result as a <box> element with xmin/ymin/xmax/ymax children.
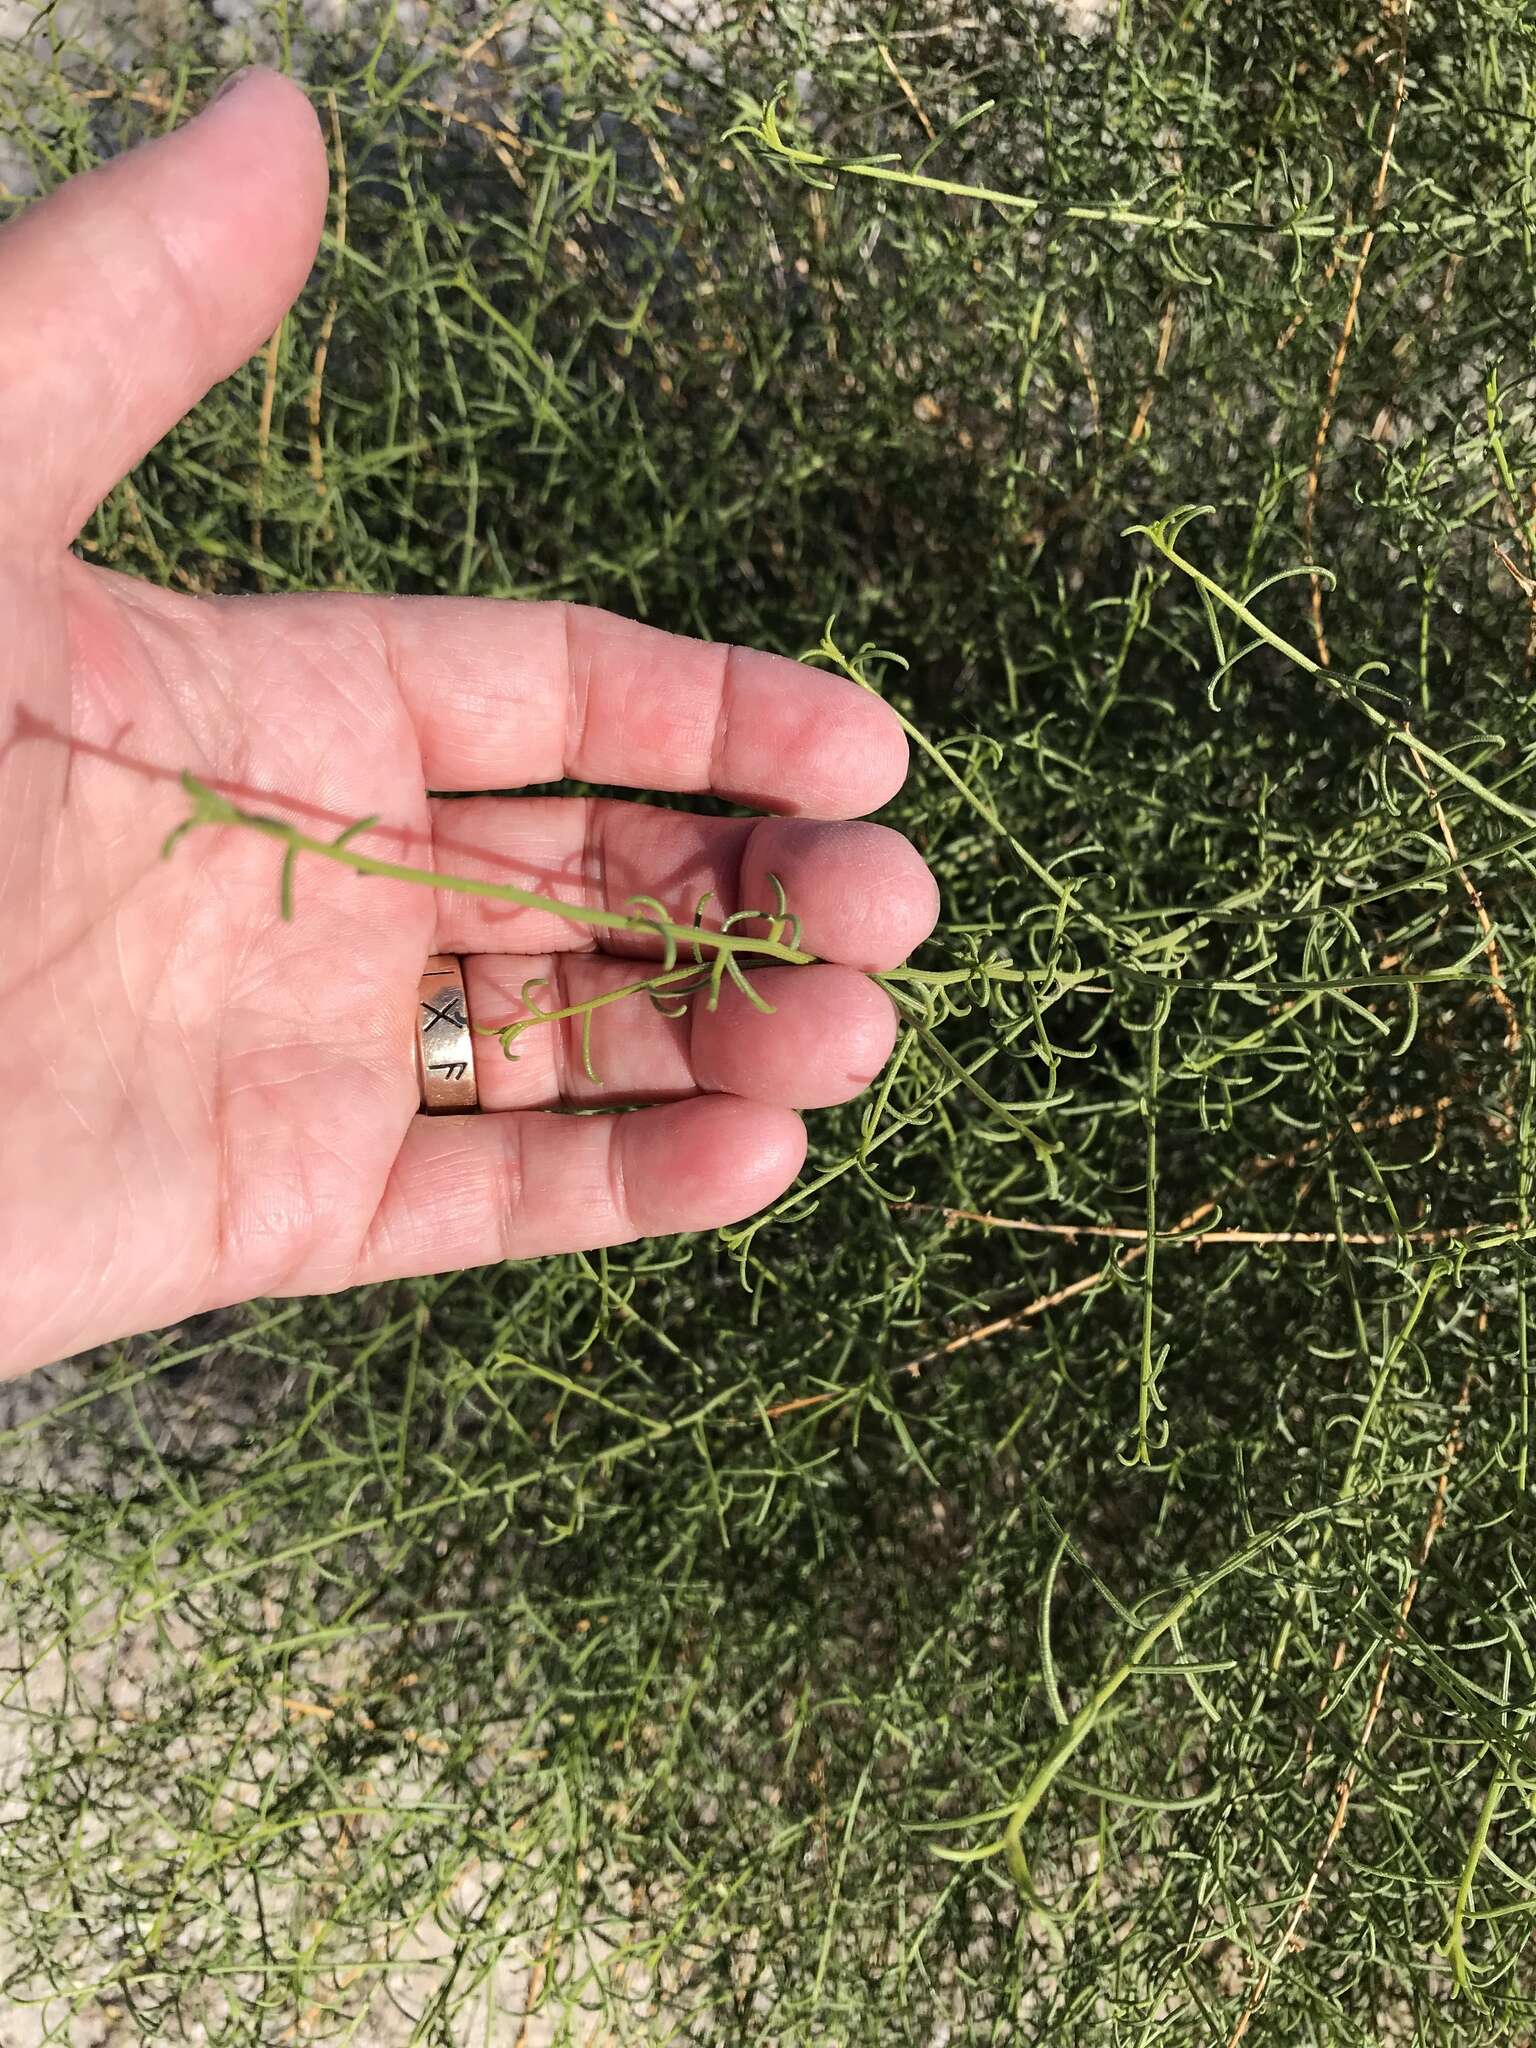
<box><xmin>0</xmin><ymin>72</ymin><xmax>938</xmax><ymax>1378</ymax></box>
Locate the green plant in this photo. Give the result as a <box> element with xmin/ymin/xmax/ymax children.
<box><xmin>7</xmin><ymin>2</ymin><xmax>1536</xmax><ymax>2042</ymax></box>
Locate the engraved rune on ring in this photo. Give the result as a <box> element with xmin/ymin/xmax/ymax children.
<box><xmin>421</xmin><ymin>994</ymin><xmax>467</xmax><ymax>1036</ymax></box>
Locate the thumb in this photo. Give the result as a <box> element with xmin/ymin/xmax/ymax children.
<box><xmin>0</xmin><ymin>69</ymin><xmax>328</xmax><ymax>547</ymax></box>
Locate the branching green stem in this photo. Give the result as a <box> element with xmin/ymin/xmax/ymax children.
<box><xmin>728</xmin><ymin>90</ymin><xmax>1452</xmax><ymax>244</ymax></box>
<box><xmin>1446</xmin><ymin>1763</ymin><xmax>1508</xmax><ymax>1997</ymax></box>
<box><xmin>1130</xmin><ymin>508</ymin><xmax>1536</xmax><ymax>831</ymax></box>
<box><xmin>167</xmin><ymin>775</ymin><xmax>815</xmax><ymax>967</ymax></box>
<box><xmin>805</xmin><ymin>623</ymin><xmax>1118</xmax><ymax>945</ymax></box>
<box><xmin>164</xmin><ymin>776</ymin><xmax>822</xmax><ymax>1075</ymax></box>
<box><xmin>932</xmin><ymin>1505</ymin><xmax>1335</xmax><ymax>1892</ymax></box>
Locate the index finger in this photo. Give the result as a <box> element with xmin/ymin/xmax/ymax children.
<box><xmin>235</xmin><ymin>594</ymin><xmax>910</xmax><ymax>816</ymax></box>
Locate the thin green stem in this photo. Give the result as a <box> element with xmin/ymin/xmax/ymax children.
<box><xmin>1132</xmin><ymin>512</ymin><xmax>1536</xmax><ymax>830</ymax></box>
<box><xmin>1446</xmin><ymin>1764</ymin><xmax>1507</xmax><ymax>1996</ymax></box>
<box><xmin>1133</xmin><ymin>1005</ymin><xmax>1164</xmax><ymax>1465</ymax></box>
<box><xmin>805</xmin><ymin>624</ymin><xmax>1118</xmax><ymax>945</ymax></box>
<box><xmin>167</xmin><ymin>775</ymin><xmax>815</xmax><ymax>968</ymax></box>
<box><xmin>931</xmin><ymin>1506</ymin><xmax>1333</xmax><ymax>1888</ymax></box>
<box><xmin>729</xmin><ymin>95</ymin><xmax>1403</xmax><ymax>243</ymax></box>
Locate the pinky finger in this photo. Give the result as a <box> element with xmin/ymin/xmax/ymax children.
<box><xmin>350</xmin><ymin>1096</ymin><xmax>806</xmax><ymax>1284</ymax></box>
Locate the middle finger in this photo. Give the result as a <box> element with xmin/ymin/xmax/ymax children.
<box><xmin>430</xmin><ymin>796</ymin><xmax>938</xmax><ymax>969</ymax></box>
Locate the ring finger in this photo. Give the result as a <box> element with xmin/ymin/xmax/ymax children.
<box><xmin>464</xmin><ymin>953</ymin><xmax>899</xmax><ymax>1111</ymax></box>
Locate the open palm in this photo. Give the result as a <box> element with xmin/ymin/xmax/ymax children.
<box><xmin>0</xmin><ymin>72</ymin><xmax>936</xmax><ymax>1378</ymax></box>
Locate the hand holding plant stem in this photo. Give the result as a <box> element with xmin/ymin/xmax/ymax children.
<box><xmin>165</xmin><ymin>609</ymin><xmax>1089</xmax><ymax>1184</ymax></box>
<box><xmin>167</xmin><ymin>771</ymin><xmax>820</xmax><ymax>1087</ymax></box>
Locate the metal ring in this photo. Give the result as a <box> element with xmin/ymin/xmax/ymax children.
<box><xmin>413</xmin><ymin>954</ymin><xmax>479</xmax><ymax>1114</ymax></box>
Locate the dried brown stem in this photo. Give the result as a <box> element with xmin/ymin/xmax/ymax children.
<box><xmin>308</xmin><ymin>91</ymin><xmax>347</xmax><ymax>551</ymax></box>
<box><xmin>251</xmin><ymin>322</ymin><xmax>283</xmax><ymax>571</ymax></box>
<box><xmin>867</xmin><ymin>1097</ymin><xmax>1464</xmax><ymax>1393</ymax></box>
<box><xmin>1127</xmin><ymin>297</ymin><xmax>1178</xmax><ymax>447</ymax></box>
<box><xmin>909</xmin><ymin>1206</ymin><xmax>1488</xmax><ymax>1247</ymax></box>
<box><xmin>876</xmin><ymin>40</ymin><xmax>937</xmax><ymax>141</ymax></box>
<box><xmin>1401</xmin><ymin>734</ymin><xmax>1522</xmax><ymax>1053</ymax></box>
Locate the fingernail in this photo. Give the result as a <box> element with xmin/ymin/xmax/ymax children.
<box><xmin>208</xmin><ymin>67</ymin><xmax>256</xmax><ymax>110</ymax></box>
